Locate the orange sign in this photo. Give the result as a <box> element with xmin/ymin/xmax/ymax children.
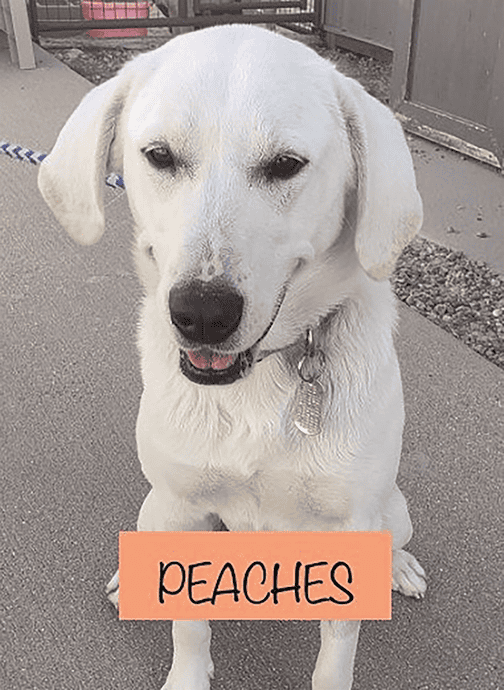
<box><xmin>119</xmin><ymin>531</ymin><xmax>391</xmax><ymax>620</ymax></box>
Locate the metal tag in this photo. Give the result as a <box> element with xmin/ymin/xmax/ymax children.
<box><xmin>293</xmin><ymin>379</ymin><xmax>324</xmax><ymax>436</ymax></box>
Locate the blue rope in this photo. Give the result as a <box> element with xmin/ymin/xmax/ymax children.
<box><xmin>0</xmin><ymin>139</ymin><xmax>125</xmax><ymax>190</ymax></box>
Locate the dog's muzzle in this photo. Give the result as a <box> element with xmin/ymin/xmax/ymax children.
<box><xmin>169</xmin><ymin>278</ymin><xmax>249</xmax><ymax>385</ymax></box>
<box><xmin>169</xmin><ymin>278</ymin><xmax>285</xmax><ymax>386</ymax></box>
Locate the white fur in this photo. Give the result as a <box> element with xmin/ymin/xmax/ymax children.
<box><xmin>39</xmin><ymin>25</ymin><xmax>426</xmax><ymax>690</ymax></box>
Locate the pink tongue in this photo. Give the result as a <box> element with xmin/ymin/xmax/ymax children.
<box><xmin>187</xmin><ymin>350</ymin><xmax>236</xmax><ymax>371</ymax></box>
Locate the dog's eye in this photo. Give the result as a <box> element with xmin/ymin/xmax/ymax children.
<box><xmin>145</xmin><ymin>146</ymin><xmax>176</xmax><ymax>170</ymax></box>
<box><xmin>266</xmin><ymin>155</ymin><xmax>307</xmax><ymax>181</ymax></box>
<box><xmin>146</xmin><ymin>245</ymin><xmax>155</xmax><ymax>260</ymax></box>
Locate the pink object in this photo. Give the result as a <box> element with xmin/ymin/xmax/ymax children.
<box><xmin>187</xmin><ymin>350</ymin><xmax>236</xmax><ymax>371</ymax></box>
<box><xmin>81</xmin><ymin>1</ymin><xmax>149</xmax><ymax>38</ymax></box>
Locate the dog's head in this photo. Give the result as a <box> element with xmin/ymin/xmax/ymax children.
<box><xmin>39</xmin><ymin>25</ymin><xmax>422</xmax><ymax>386</ymax></box>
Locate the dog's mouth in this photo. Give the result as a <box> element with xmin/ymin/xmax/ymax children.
<box><xmin>180</xmin><ymin>347</ymin><xmax>254</xmax><ymax>385</ymax></box>
<box><xmin>179</xmin><ymin>285</ymin><xmax>288</xmax><ymax>386</ymax></box>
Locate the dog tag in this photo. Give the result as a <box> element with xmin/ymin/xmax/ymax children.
<box><xmin>293</xmin><ymin>379</ymin><xmax>324</xmax><ymax>436</ymax></box>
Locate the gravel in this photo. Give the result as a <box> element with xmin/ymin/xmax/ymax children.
<box><xmin>393</xmin><ymin>238</ymin><xmax>503</xmax><ymax>368</ymax></box>
<box><xmin>42</xmin><ymin>42</ymin><xmax>143</xmax><ymax>85</ymax></box>
<box><xmin>41</xmin><ymin>31</ymin><xmax>504</xmax><ymax>370</ymax></box>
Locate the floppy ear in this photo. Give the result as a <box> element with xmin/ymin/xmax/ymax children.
<box><xmin>337</xmin><ymin>74</ymin><xmax>423</xmax><ymax>280</ymax></box>
<box><xmin>38</xmin><ymin>73</ymin><xmax>129</xmax><ymax>245</ymax></box>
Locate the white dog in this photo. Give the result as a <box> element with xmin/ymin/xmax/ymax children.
<box><xmin>39</xmin><ymin>24</ymin><xmax>426</xmax><ymax>690</ymax></box>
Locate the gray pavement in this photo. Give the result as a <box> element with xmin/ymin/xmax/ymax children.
<box><xmin>1</xmin><ymin>32</ymin><xmax>503</xmax><ymax>690</ymax></box>
<box><xmin>409</xmin><ymin>136</ymin><xmax>504</xmax><ymax>276</ymax></box>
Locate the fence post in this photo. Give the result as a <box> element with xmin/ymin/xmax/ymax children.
<box><xmin>1</xmin><ymin>0</ymin><xmax>36</xmax><ymax>68</ymax></box>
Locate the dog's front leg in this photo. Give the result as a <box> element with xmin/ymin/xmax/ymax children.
<box><xmin>161</xmin><ymin>620</ymin><xmax>213</xmax><ymax>690</ymax></box>
<box><xmin>107</xmin><ymin>488</ymin><xmax>214</xmax><ymax>690</ymax></box>
<box><xmin>141</xmin><ymin>490</ymin><xmax>215</xmax><ymax>690</ymax></box>
<box><xmin>312</xmin><ymin>620</ymin><xmax>361</xmax><ymax>690</ymax></box>
<box><xmin>142</xmin><ymin>494</ymin><xmax>214</xmax><ymax>690</ymax></box>
<box><xmin>140</xmin><ymin>490</ymin><xmax>214</xmax><ymax>690</ymax></box>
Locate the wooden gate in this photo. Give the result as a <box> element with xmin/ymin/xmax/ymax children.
<box><xmin>391</xmin><ymin>0</ymin><xmax>504</xmax><ymax>169</ymax></box>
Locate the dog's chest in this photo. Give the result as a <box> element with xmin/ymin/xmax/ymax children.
<box><xmin>185</xmin><ymin>447</ymin><xmax>352</xmax><ymax>531</ymax></box>
<box><xmin>138</xmin><ymin>366</ymin><xmax>354</xmax><ymax>530</ymax></box>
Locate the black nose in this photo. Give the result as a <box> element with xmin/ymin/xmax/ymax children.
<box><xmin>169</xmin><ymin>280</ymin><xmax>244</xmax><ymax>345</ymax></box>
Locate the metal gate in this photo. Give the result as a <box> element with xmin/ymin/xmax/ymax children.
<box><xmin>390</xmin><ymin>0</ymin><xmax>504</xmax><ymax>170</ymax></box>
<box><xmin>29</xmin><ymin>0</ymin><xmax>322</xmax><ymax>40</ymax></box>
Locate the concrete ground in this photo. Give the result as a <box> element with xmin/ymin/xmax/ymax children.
<box><xmin>1</xmin><ymin>33</ymin><xmax>503</xmax><ymax>690</ymax></box>
<box><xmin>409</xmin><ymin>137</ymin><xmax>504</xmax><ymax>276</ymax></box>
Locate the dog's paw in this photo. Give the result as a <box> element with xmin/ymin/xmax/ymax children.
<box><xmin>105</xmin><ymin>569</ymin><xmax>120</xmax><ymax>609</ymax></box>
<box><xmin>392</xmin><ymin>549</ymin><xmax>427</xmax><ymax>599</ymax></box>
